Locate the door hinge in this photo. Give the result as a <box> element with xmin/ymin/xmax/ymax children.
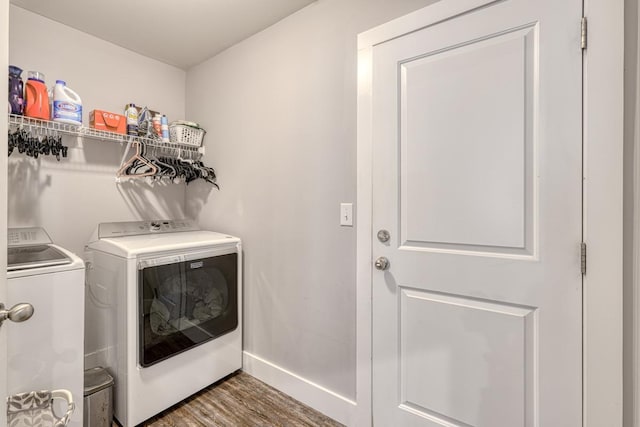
<box><xmin>581</xmin><ymin>17</ymin><xmax>588</xmax><ymax>50</ymax></box>
<box><xmin>581</xmin><ymin>242</ymin><xmax>587</xmax><ymax>275</ymax></box>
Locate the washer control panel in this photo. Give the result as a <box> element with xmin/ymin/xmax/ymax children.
<box><xmin>98</xmin><ymin>220</ymin><xmax>199</xmax><ymax>238</ymax></box>
<box><xmin>8</xmin><ymin>227</ymin><xmax>52</xmax><ymax>247</ymax></box>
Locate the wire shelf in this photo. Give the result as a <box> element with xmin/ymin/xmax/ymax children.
<box><xmin>8</xmin><ymin>114</ymin><xmax>203</xmax><ymax>154</ymax></box>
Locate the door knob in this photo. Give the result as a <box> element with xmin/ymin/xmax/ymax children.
<box><xmin>374</xmin><ymin>257</ymin><xmax>389</xmax><ymax>271</ymax></box>
<box><xmin>0</xmin><ymin>302</ymin><xmax>34</xmax><ymax>326</ymax></box>
<box><xmin>377</xmin><ymin>229</ymin><xmax>390</xmax><ymax>243</ymax></box>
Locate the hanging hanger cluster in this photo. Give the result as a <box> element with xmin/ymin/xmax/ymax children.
<box><xmin>116</xmin><ymin>140</ymin><xmax>218</xmax><ymax>187</ymax></box>
<box><xmin>8</xmin><ymin>127</ymin><xmax>68</xmax><ymax>160</ymax></box>
<box><xmin>6</xmin><ymin>115</ymin><xmax>217</xmax><ymax>186</ymax></box>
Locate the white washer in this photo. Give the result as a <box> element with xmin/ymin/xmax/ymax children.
<box><xmin>84</xmin><ymin>220</ymin><xmax>242</xmax><ymax>427</ymax></box>
<box><xmin>7</xmin><ymin>227</ymin><xmax>85</xmax><ymax>427</ymax></box>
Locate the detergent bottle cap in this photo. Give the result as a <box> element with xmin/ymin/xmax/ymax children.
<box><xmin>9</xmin><ymin>65</ymin><xmax>22</xmax><ymax>76</ymax></box>
<box><xmin>27</xmin><ymin>71</ymin><xmax>45</xmax><ymax>83</ymax></box>
<box><xmin>56</xmin><ymin>80</ymin><xmax>66</xmax><ymax>85</ymax></box>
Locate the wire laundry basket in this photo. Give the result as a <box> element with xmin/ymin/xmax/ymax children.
<box><xmin>169</xmin><ymin>122</ymin><xmax>206</xmax><ymax>147</ymax></box>
<box><xmin>7</xmin><ymin>389</ymin><xmax>75</xmax><ymax>427</ymax></box>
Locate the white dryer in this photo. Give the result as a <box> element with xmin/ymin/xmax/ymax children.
<box><xmin>7</xmin><ymin>227</ymin><xmax>85</xmax><ymax>427</ymax></box>
<box><xmin>84</xmin><ymin>220</ymin><xmax>242</xmax><ymax>427</ymax></box>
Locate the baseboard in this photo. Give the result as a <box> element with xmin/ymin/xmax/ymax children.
<box><xmin>242</xmin><ymin>351</ymin><xmax>357</xmax><ymax>426</ymax></box>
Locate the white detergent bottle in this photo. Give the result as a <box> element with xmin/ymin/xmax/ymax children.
<box><xmin>53</xmin><ymin>80</ymin><xmax>82</xmax><ymax>125</ymax></box>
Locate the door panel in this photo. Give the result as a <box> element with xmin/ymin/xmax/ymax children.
<box><xmin>371</xmin><ymin>0</ymin><xmax>582</xmax><ymax>426</ymax></box>
<box><xmin>400</xmin><ymin>26</ymin><xmax>534</xmax><ymax>252</ymax></box>
<box><xmin>400</xmin><ymin>290</ymin><xmax>534</xmax><ymax>427</ymax></box>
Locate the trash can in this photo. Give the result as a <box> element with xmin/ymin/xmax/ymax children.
<box><xmin>84</xmin><ymin>367</ymin><xmax>114</xmax><ymax>427</ymax></box>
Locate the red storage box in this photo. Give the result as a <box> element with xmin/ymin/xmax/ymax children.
<box><xmin>90</xmin><ymin>110</ymin><xmax>126</xmax><ymax>135</ymax></box>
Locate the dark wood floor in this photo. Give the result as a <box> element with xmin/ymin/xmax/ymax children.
<box><xmin>115</xmin><ymin>371</ymin><xmax>344</xmax><ymax>427</ymax></box>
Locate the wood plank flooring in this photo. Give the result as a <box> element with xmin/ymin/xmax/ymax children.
<box><xmin>115</xmin><ymin>371</ymin><xmax>344</xmax><ymax>427</ymax></box>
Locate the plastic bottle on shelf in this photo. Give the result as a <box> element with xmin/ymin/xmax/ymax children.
<box><xmin>152</xmin><ymin>114</ymin><xmax>162</xmax><ymax>137</ymax></box>
<box><xmin>52</xmin><ymin>80</ymin><xmax>82</xmax><ymax>125</ymax></box>
<box><xmin>125</xmin><ymin>103</ymin><xmax>138</xmax><ymax>136</ymax></box>
<box><xmin>161</xmin><ymin>115</ymin><xmax>170</xmax><ymax>143</ymax></box>
<box><xmin>48</xmin><ymin>86</ymin><xmax>53</xmax><ymax>118</ymax></box>
<box><xmin>8</xmin><ymin>65</ymin><xmax>24</xmax><ymax>115</ymax></box>
<box><xmin>25</xmin><ymin>71</ymin><xmax>51</xmax><ymax>120</ymax></box>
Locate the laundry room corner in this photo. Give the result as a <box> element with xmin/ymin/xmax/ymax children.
<box><xmin>0</xmin><ymin>0</ymin><xmax>633</xmax><ymax>426</ymax></box>
<box><xmin>185</xmin><ymin>0</ymin><xmax>438</xmax><ymax>424</ymax></box>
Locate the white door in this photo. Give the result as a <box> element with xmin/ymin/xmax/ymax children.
<box><xmin>371</xmin><ymin>0</ymin><xmax>583</xmax><ymax>426</ymax></box>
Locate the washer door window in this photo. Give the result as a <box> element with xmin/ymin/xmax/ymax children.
<box><xmin>139</xmin><ymin>252</ymin><xmax>238</xmax><ymax>367</ymax></box>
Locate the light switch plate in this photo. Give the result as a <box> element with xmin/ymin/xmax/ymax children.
<box><xmin>340</xmin><ymin>203</ymin><xmax>353</xmax><ymax>226</ymax></box>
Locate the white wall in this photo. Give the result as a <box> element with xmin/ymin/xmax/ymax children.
<box><xmin>8</xmin><ymin>6</ymin><xmax>187</xmax><ymax>256</ymax></box>
<box><xmin>186</xmin><ymin>0</ymin><xmax>437</xmax><ymax>404</ymax></box>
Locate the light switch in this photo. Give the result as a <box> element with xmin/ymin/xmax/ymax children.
<box><xmin>340</xmin><ymin>203</ymin><xmax>353</xmax><ymax>226</ymax></box>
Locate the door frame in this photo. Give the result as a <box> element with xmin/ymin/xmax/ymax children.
<box><xmin>0</xmin><ymin>0</ymin><xmax>10</xmax><ymax>425</ymax></box>
<box><xmin>355</xmin><ymin>0</ymin><xmax>624</xmax><ymax>426</ymax></box>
